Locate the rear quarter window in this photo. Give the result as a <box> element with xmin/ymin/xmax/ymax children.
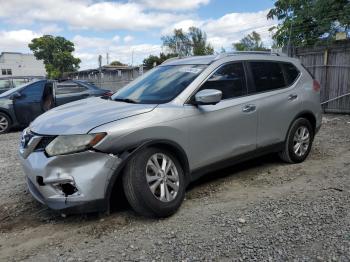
<box><xmin>281</xmin><ymin>63</ymin><xmax>300</xmax><ymax>85</ymax></box>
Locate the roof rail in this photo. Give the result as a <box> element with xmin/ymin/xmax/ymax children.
<box><xmin>214</xmin><ymin>51</ymin><xmax>282</xmax><ymax>61</ymax></box>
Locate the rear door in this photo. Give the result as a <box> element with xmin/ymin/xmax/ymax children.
<box><xmin>185</xmin><ymin>62</ymin><xmax>258</xmax><ymax>170</ymax></box>
<box><xmin>55</xmin><ymin>82</ymin><xmax>90</xmax><ymax>106</ymax></box>
<box><xmin>246</xmin><ymin>61</ymin><xmax>301</xmax><ymax>148</ymax></box>
<box><xmin>13</xmin><ymin>81</ymin><xmax>46</xmax><ymax>126</ymax></box>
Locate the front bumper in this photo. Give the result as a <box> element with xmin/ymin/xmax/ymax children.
<box><xmin>20</xmin><ymin>150</ymin><xmax>121</xmax><ymax>214</ymax></box>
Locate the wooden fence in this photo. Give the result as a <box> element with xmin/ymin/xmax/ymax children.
<box><xmin>290</xmin><ymin>41</ymin><xmax>350</xmax><ymax>113</ymax></box>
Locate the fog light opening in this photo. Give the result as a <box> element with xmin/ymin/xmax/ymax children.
<box><xmin>55</xmin><ymin>183</ymin><xmax>78</xmax><ymax>196</ymax></box>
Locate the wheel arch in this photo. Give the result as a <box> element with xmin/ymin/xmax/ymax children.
<box><xmin>0</xmin><ymin>109</ymin><xmax>13</xmax><ymax>124</ymax></box>
<box><xmin>293</xmin><ymin>111</ymin><xmax>316</xmax><ymax>135</ymax></box>
<box><xmin>104</xmin><ymin>139</ymin><xmax>190</xmax><ymax>211</ymax></box>
<box><xmin>284</xmin><ymin>110</ymin><xmax>317</xmax><ymax>142</ymax></box>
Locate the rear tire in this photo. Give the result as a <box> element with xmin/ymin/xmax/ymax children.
<box><xmin>279</xmin><ymin>118</ymin><xmax>314</xmax><ymax>163</ymax></box>
<box><xmin>122</xmin><ymin>147</ymin><xmax>186</xmax><ymax>218</ymax></box>
<box><xmin>0</xmin><ymin>113</ymin><xmax>11</xmax><ymax>134</ymax></box>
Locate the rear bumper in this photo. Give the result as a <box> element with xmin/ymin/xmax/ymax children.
<box><xmin>20</xmin><ymin>150</ymin><xmax>122</xmax><ymax>214</ymax></box>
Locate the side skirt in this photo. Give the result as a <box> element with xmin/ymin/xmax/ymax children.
<box><xmin>190</xmin><ymin>142</ymin><xmax>284</xmax><ymax>182</ymax></box>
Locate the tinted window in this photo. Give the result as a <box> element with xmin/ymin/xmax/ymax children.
<box><xmin>249</xmin><ymin>62</ymin><xmax>285</xmax><ymax>93</ymax></box>
<box><xmin>112</xmin><ymin>64</ymin><xmax>207</xmax><ymax>104</ymax></box>
<box><xmin>200</xmin><ymin>62</ymin><xmax>246</xmax><ymax>100</ymax></box>
<box><xmin>21</xmin><ymin>81</ymin><xmax>45</xmax><ymax>99</ymax></box>
<box><xmin>56</xmin><ymin>84</ymin><xmax>87</xmax><ymax>95</ymax></box>
<box><xmin>282</xmin><ymin>63</ymin><xmax>300</xmax><ymax>85</ymax></box>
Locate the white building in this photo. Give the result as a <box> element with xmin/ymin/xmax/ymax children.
<box><xmin>0</xmin><ymin>52</ymin><xmax>46</xmax><ymax>78</ymax></box>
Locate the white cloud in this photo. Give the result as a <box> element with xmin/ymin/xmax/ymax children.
<box><xmin>135</xmin><ymin>0</ymin><xmax>210</xmax><ymax>10</ymax></box>
<box><xmin>162</xmin><ymin>10</ymin><xmax>277</xmax><ymax>50</ymax></box>
<box><xmin>40</xmin><ymin>24</ymin><xmax>63</xmax><ymax>34</ymax></box>
<box><xmin>123</xmin><ymin>35</ymin><xmax>134</xmax><ymax>43</ymax></box>
<box><xmin>0</xmin><ymin>0</ymin><xmax>187</xmax><ymax>31</ymax></box>
<box><xmin>71</xmin><ymin>35</ymin><xmax>161</xmax><ymax>69</ymax></box>
<box><xmin>0</xmin><ymin>29</ymin><xmax>41</xmax><ymax>51</ymax></box>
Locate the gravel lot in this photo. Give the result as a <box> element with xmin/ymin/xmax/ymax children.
<box><xmin>0</xmin><ymin>114</ymin><xmax>350</xmax><ymax>261</ymax></box>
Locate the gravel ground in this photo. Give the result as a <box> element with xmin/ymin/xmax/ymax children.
<box><xmin>0</xmin><ymin>114</ymin><xmax>350</xmax><ymax>261</ymax></box>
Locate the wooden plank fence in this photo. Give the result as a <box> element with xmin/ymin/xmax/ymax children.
<box><xmin>291</xmin><ymin>40</ymin><xmax>350</xmax><ymax>114</ymax></box>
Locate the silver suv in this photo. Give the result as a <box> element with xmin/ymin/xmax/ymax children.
<box><xmin>19</xmin><ymin>52</ymin><xmax>322</xmax><ymax>217</ymax></box>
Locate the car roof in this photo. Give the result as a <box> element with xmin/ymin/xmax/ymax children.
<box><xmin>161</xmin><ymin>52</ymin><xmax>299</xmax><ymax>66</ymax></box>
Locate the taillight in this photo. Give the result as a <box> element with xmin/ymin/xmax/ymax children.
<box><xmin>103</xmin><ymin>92</ymin><xmax>113</xmax><ymax>97</ymax></box>
<box><xmin>313</xmin><ymin>80</ymin><xmax>320</xmax><ymax>92</ymax></box>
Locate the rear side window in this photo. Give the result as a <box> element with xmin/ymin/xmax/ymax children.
<box><xmin>282</xmin><ymin>63</ymin><xmax>300</xmax><ymax>85</ymax></box>
<box><xmin>249</xmin><ymin>62</ymin><xmax>285</xmax><ymax>93</ymax></box>
<box><xmin>200</xmin><ymin>62</ymin><xmax>246</xmax><ymax>100</ymax></box>
<box><xmin>56</xmin><ymin>84</ymin><xmax>87</xmax><ymax>95</ymax></box>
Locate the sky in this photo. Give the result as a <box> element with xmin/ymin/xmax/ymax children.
<box><xmin>0</xmin><ymin>0</ymin><xmax>277</xmax><ymax>69</ymax></box>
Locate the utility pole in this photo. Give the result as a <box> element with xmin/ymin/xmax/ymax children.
<box><xmin>131</xmin><ymin>49</ymin><xmax>134</xmax><ymax>66</ymax></box>
<box><xmin>106</xmin><ymin>52</ymin><xmax>109</xmax><ymax>65</ymax></box>
<box><xmin>98</xmin><ymin>55</ymin><xmax>102</xmax><ymax>88</ymax></box>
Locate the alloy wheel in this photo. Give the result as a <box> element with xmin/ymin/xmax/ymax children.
<box><xmin>146</xmin><ymin>153</ymin><xmax>180</xmax><ymax>202</ymax></box>
<box><xmin>293</xmin><ymin>126</ymin><xmax>310</xmax><ymax>157</ymax></box>
<box><xmin>0</xmin><ymin>116</ymin><xmax>9</xmax><ymax>133</ymax></box>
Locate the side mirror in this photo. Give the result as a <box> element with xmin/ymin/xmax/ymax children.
<box><xmin>11</xmin><ymin>92</ymin><xmax>22</xmax><ymax>100</ymax></box>
<box><xmin>194</xmin><ymin>89</ymin><xmax>222</xmax><ymax>105</ymax></box>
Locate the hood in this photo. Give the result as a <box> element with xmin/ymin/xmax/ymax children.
<box><xmin>30</xmin><ymin>97</ymin><xmax>157</xmax><ymax>135</ymax></box>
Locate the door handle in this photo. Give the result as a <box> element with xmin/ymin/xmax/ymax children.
<box><xmin>242</xmin><ymin>104</ymin><xmax>256</xmax><ymax>113</ymax></box>
<box><xmin>288</xmin><ymin>94</ymin><xmax>298</xmax><ymax>101</ymax></box>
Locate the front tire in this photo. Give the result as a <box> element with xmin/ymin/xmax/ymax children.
<box><xmin>122</xmin><ymin>147</ymin><xmax>186</xmax><ymax>218</ymax></box>
<box><xmin>279</xmin><ymin>118</ymin><xmax>314</xmax><ymax>163</ymax></box>
<box><xmin>0</xmin><ymin>113</ymin><xmax>11</xmax><ymax>134</ymax></box>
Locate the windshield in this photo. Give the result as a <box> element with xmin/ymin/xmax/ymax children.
<box><xmin>111</xmin><ymin>64</ymin><xmax>207</xmax><ymax>104</ymax></box>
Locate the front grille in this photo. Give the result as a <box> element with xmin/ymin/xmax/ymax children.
<box><xmin>34</xmin><ymin>136</ymin><xmax>56</xmax><ymax>151</ymax></box>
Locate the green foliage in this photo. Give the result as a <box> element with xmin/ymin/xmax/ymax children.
<box><xmin>28</xmin><ymin>35</ymin><xmax>81</xmax><ymax>79</ymax></box>
<box><xmin>267</xmin><ymin>0</ymin><xmax>350</xmax><ymax>47</ymax></box>
<box><xmin>188</xmin><ymin>27</ymin><xmax>214</xmax><ymax>55</ymax></box>
<box><xmin>161</xmin><ymin>27</ymin><xmax>214</xmax><ymax>57</ymax></box>
<box><xmin>143</xmin><ymin>53</ymin><xmax>177</xmax><ymax>69</ymax></box>
<box><xmin>233</xmin><ymin>31</ymin><xmax>269</xmax><ymax>51</ymax></box>
<box><xmin>110</xmin><ymin>60</ymin><xmax>127</xmax><ymax>66</ymax></box>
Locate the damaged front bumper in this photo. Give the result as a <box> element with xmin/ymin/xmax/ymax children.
<box><xmin>19</xmin><ymin>149</ymin><xmax>121</xmax><ymax>214</ymax></box>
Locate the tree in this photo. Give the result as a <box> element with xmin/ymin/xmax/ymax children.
<box><xmin>162</xmin><ymin>29</ymin><xmax>192</xmax><ymax>57</ymax></box>
<box><xmin>162</xmin><ymin>27</ymin><xmax>214</xmax><ymax>57</ymax></box>
<box><xmin>110</xmin><ymin>60</ymin><xmax>127</xmax><ymax>66</ymax></box>
<box><xmin>143</xmin><ymin>53</ymin><xmax>177</xmax><ymax>69</ymax></box>
<box><xmin>233</xmin><ymin>31</ymin><xmax>269</xmax><ymax>51</ymax></box>
<box><xmin>267</xmin><ymin>0</ymin><xmax>350</xmax><ymax>47</ymax></box>
<box><xmin>188</xmin><ymin>27</ymin><xmax>214</xmax><ymax>55</ymax></box>
<box><xmin>28</xmin><ymin>35</ymin><xmax>81</xmax><ymax>79</ymax></box>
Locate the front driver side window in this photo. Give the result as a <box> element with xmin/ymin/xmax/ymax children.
<box><xmin>199</xmin><ymin>62</ymin><xmax>246</xmax><ymax>100</ymax></box>
<box><xmin>20</xmin><ymin>81</ymin><xmax>45</xmax><ymax>100</ymax></box>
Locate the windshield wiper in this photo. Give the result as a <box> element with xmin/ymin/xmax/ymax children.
<box><xmin>113</xmin><ymin>97</ymin><xmax>139</xmax><ymax>103</ymax></box>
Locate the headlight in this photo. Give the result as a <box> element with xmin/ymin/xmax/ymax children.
<box><xmin>45</xmin><ymin>133</ymin><xmax>106</xmax><ymax>156</ymax></box>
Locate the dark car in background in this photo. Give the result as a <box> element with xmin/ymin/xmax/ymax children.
<box><xmin>0</xmin><ymin>79</ymin><xmax>112</xmax><ymax>134</ymax></box>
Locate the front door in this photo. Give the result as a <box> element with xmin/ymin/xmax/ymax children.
<box><xmin>13</xmin><ymin>80</ymin><xmax>46</xmax><ymax>126</ymax></box>
<box><xmin>185</xmin><ymin>62</ymin><xmax>258</xmax><ymax>171</ymax></box>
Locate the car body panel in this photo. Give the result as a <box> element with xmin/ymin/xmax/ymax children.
<box><xmin>30</xmin><ymin>97</ymin><xmax>157</xmax><ymax>135</ymax></box>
